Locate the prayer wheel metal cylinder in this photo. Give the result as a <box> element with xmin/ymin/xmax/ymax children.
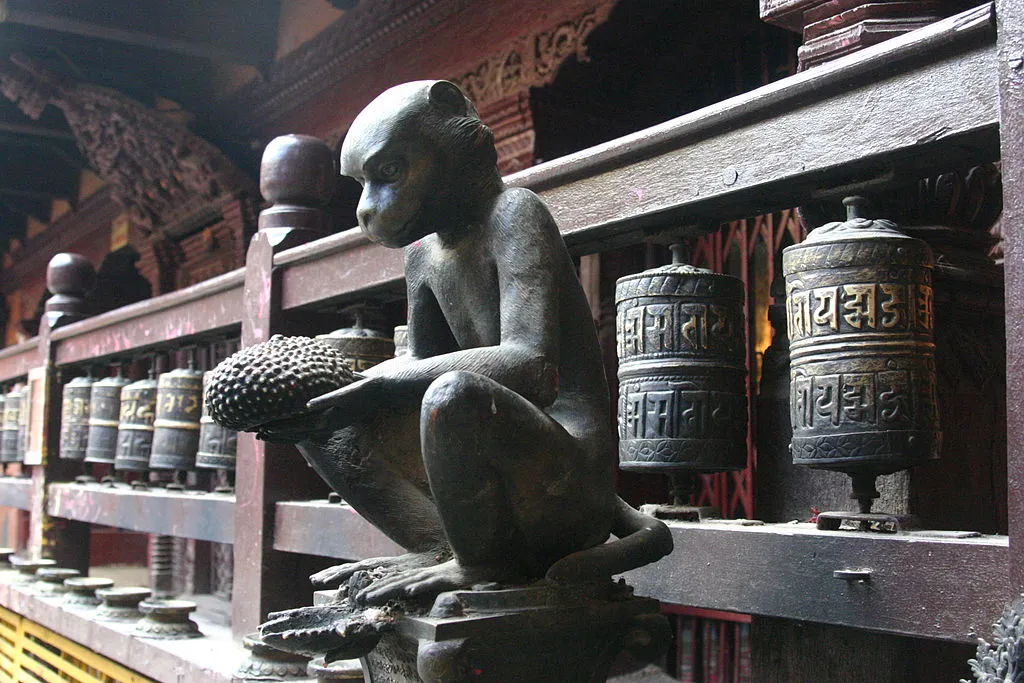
<box><xmin>316</xmin><ymin>325</ymin><xmax>394</xmax><ymax>372</ymax></box>
<box><xmin>196</xmin><ymin>373</ymin><xmax>237</xmax><ymax>471</ymax></box>
<box><xmin>150</xmin><ymin>367</ymin><xmax>204</xmax><ymax>471</ymax></box>
<box><xmin>85</xmin><ymin>376</ymin><xmax>131</xmax><ymax>465</ymax></box>
<box><xmin>393</xmin><ymin>325</ymin><xmax>409</xmax><ymax>357</ymax></box>
<box><xmin>16</xmin><ymin>384</ymin><xmax>29</xmax><ymax>462</ymax></box>
<box><xmin>59</xmin><ymin>378</ymin><xmax>94</xmax><ymax>461</ymax></box>
<box><xmin>615</xmin><ymin>248</ymin><xmax>748</xmax><ymax>473</ymax></box>
<box><xmin>114</xmin><ymin>377</ymin><xmax>158</xmax><ymax>471</ymax></box>
<box><xmin>782</xmin><ymin>197</ymin><xmax>941</xmax><ymax>513</ymax></box>
<box><xmin>1</xmin><ymin>388</ymin><xmax>23</xmax><ymax>464</ymax></box>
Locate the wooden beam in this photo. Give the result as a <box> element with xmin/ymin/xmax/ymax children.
<box><xmin>508</xmin><ymin>5</ymin><xmax>998</xmax><ymax>251</ymax></box>
<box><xmin>0</xmin><ymin>8</ymin><xmax>268</xmax><ymax>66</ymax></box>
<box><xmin>0</xmin><ymin>122</ymin><xmax>73</xmax><ymax>142</ymax></box>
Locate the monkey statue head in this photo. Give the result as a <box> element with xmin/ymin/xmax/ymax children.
<box><xmin>340</xmin><ymin>80</ymin><xmax>500</xmax><ymax>248</ymax></box>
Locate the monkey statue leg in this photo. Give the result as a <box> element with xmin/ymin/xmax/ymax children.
<box><xmin>295</xmin><ymin>405</ymin><xmax>452</xmax><ymax>588</ymax></box>
<box><xmin>358</xmin><ymin>370</ymin><xmax>615</xmax><ymax>605</ymax></box>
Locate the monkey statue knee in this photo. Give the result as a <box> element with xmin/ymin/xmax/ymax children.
<box><xmin>206</xmin><ymin>80</ymin><xmax>672</xmax><ymax>664</ymax></box>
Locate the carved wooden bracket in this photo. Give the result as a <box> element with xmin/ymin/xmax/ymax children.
<box><xmin>452</xmin><ymin>3</ymin><xmax>616</xmax><ymax>107</ymax></box>
<box><xmin>760</xmin><ymin>0</ymin><xmax>974</xmax><ymax>69</ymax></box>
<box><xmin>0</xmin><ymin>55</ymin><xmax>257</xmax><ymax>234</ymax></box>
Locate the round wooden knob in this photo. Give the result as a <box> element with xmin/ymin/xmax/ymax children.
<box><xmin>260</xmin><ymin>135</ymin><xmax>335</xmax><ymax>207</ymax></box>
<box><xmin>47</xmin><ymin>253</ymin><xmax>95</xmax><ymax>297</ymax></box>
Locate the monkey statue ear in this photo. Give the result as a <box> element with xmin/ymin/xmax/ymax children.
<box><xmin>428</xmin><ymin>81</ymin><xmax>468</xmax><ymax>115</ymax></box>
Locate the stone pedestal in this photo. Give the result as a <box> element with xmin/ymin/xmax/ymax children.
<box><xmin>310</xmin><ymin>582</ymin><xmax>667</xmax><ymax>683</ymax></box>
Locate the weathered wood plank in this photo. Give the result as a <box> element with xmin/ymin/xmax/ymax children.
<box><xmin>625</xmin><ymin>521</ymin><xmax>1008</xmax><ymax>643</ymax></box>
<box><xmin>50</xmin><ymin>270</ymin><xmax>243</xmax><ymax>366</ymax></box>
<box><xmin>0</xmin><ymin>341</ymin><xmax>37</xmax><ymax>383</ymax></box>
<box><xmin>46</xmin><ymin>483</ymin><xmax>234</xmax><ymax>543</ymax></box>
<box><xmin>996</xmin><ymin>0</ymin><xmax>1024</xmax><ymax>595</ymax></box>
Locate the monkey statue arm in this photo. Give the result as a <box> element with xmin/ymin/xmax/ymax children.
<box><xmin>311</xmin><ymin>189</ymin><xmax>562</xmax><ymax>415</ymax></box>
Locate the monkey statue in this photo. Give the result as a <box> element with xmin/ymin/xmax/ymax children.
<box><xmin>210</xmin><ymin>80</ymin><xmax>672</xmax><ymax>661</ymax></box>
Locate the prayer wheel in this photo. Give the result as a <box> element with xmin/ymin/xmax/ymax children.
<box><xmin>615</xmin><ymin>247</ymin><xmax>748</xmax><ymax>473</ymax></box>
<box><xmin>16</xmin><ymin>384</ymin><xmax>29</xmax><ymax>462</ymax></box>
<box><xmin>150</xmin><ymin>367</ymin><xmax>204</xmax><ymax>471</ymax></box>
<box><xmin>114</xmin><ymin>377</ymin><xmax>158</xmax><ymax>472</ymax></box>
<box><xmin>782</xmin><ymin>197</ymin><xmax>941</xmax><ymax>513</ymax></box>
<box><xmin>195</xmin><ymin>373</ymin><xmax>237</xmax><ymax>471</ymax></box>
<box><xmin>317</xmin><ymin>323</ymin><xmax>394</xmax><ymax>372</ymax></box>
<box><xmin>59</xmin><ymin>378</ymin><xmax>94</xmax><ymax>461</ymax></box>
<box><xmin>1</xmin><ymin>388</ymin><xmax>23</xmax><ymax>464</ymax></box>
<box><xmin>393</xmin><ymin>325</ymin><xmax>409</xmax><ymax>357</ymax></box>
<box><xmin>85</xmin><ymin>375</ymin><xmax>131</xmax><ymax>465</ymax></box>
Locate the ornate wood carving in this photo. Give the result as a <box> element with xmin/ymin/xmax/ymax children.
<box><xmin>452</xmin><ymin>3</ymin><xmax>615</xmax><ymax>106</ymax></box>
<box><xmin>760</xmin><ymin>0</ymin><xmax>974</xmax><ymax>69</ymax></box>
<box><xmin>452</xmin><ymin>3</ymin><xmax>615</xmax><ymax>174</ymax></box>
<box><xmin>0</xmin><ymin>55</ymin><xmax>257</xmax><ymax>232</ymax></box>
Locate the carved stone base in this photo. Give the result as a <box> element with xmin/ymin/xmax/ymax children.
<box><xmin>234</xmin><ymin>633</ymin><xmax>312</xmax><ymax>681</ymax></box>
<box><xmin>308</xmin><ymin>581</ymin><xmax>668</xmax><ymax>683</ymax></box>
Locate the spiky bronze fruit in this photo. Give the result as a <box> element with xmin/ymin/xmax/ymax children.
<box><xmin>205</xmin><ymin>335</ymin><xmax>355</xmax><ymax>432</ymax></box>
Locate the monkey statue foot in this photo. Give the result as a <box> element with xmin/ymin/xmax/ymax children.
<box><xmin>353</xmin><ymin>559</ymin><xmax>511</xmax><ymax>606</ymax></box>
<box><xmin>310</xmin><ymin>550</ymin><xmax>446</xmax><ymax>589</ymax></box>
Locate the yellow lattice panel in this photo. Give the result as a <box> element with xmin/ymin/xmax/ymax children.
<box><xmin>0</xmin><ymin>606</ymin><xmax>154</xmax><ymax>683</ymax></box>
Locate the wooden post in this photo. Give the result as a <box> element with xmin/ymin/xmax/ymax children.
<box><xmin>29</xmin><ymin>253</ymin><xmax>95</xmax><ymax>572</ymax></box>
<box><xmin>232</xmin><ymin>135</ymin><xmax>336</xmax><ymax>636</ymax></box>
<box><xmin>997</xmin><ymin>0</ymin><xmax>1024</xmax><ymax>596</ymax></box>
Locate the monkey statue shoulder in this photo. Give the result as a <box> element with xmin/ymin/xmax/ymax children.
<box><xmin>230</xmin><ymin>80</ymin><xmax>672</xmax><ymax>664</ymax></box>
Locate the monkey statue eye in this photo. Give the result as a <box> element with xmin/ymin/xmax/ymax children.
<box><xmin>378</xmin><ymin>161</ymin><xmax>404</xmax><ymax>182</ymax></box>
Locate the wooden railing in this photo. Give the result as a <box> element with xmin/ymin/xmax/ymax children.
<box><xmin>0</xmin><ymin>5</ymin><xmax>1012</xmax><ymax>680</ymax></box>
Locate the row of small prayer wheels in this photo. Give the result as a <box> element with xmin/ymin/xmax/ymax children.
<box><xmin>56</xmin><ymin>319</ymin><xmax>408</xmax><ymax>476</ymax></box>
<box><xmin>59</xmin><ymin>366</ymin><xmax>237</xmax><ymax>473</ymax></box>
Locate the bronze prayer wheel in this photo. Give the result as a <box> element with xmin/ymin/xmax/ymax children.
<box><xmin>316</xmin><ymin>324</ymin><xmax>394</xmax><ymax>372</ymax></box>
<box><xmin>615</xmin><ymin>248</ymin><xmax>748</xmax><ymax>472</ymax></box>
<box><xmin>150</xmin><ymin>367</ymin><xmax>204</xmax><ymax>471</ymax></box>
<box><xmin>85</xmin><ymin>375</ymin><xmax>132</xmax><ymax>464</ymax></box>
<box><xmin>1</xmin><ymin>388</ymin><xmax>23</xmax><ymax>464</ymax></box>
<box><xmin>393</xmin><ymin>325</ymin><xmax>409</xmax><ymax>357</ymax></box>
<box><xmin>195</xmin><ymin>372</ymin><xmax>237</xmax><ymax>471</ymax></box>
<box><xmin>16</xmin><ymin>383</ymin><xmax>30</xmax><ymax>463</ymax></box>
<box><xmin>59</xmin><ymin>378</ymin><xmax>94</xmax><ymax>461</ymax></box>
<box><xmin>114</xmin><ymin>377</ymin><xmax>158</xmax><ymax>472</ymax></box>
<box><xmin>782</xmin><ymin>197</ymin><xmax>941</xmax><ymax>513</ymax></box>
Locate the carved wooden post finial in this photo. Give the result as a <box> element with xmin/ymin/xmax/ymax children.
<box><xmin>44</xmin><ymin>252</ymin><xmax>95</xmax><ymax>330</ymax></box>
<box><xmin>258</xmin><ymin>134</ymin><xmax>335</xmax><ymax>249</ymax></box>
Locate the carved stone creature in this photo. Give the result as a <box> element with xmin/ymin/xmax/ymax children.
<box><xmin>964</xmin><ymin>596</ymin><xmax>1024</xmax><ymax>683</ymax></box>
<box><xmin>210</xmin><ymin>80</ymin><xmax>672</xmax><ymax>667</ymax></box>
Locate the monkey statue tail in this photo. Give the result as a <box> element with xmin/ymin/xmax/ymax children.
<box><xmin>545</xmin><ymin>497</ymin><xmax>673</xmax><ymax>584</ymax></box>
